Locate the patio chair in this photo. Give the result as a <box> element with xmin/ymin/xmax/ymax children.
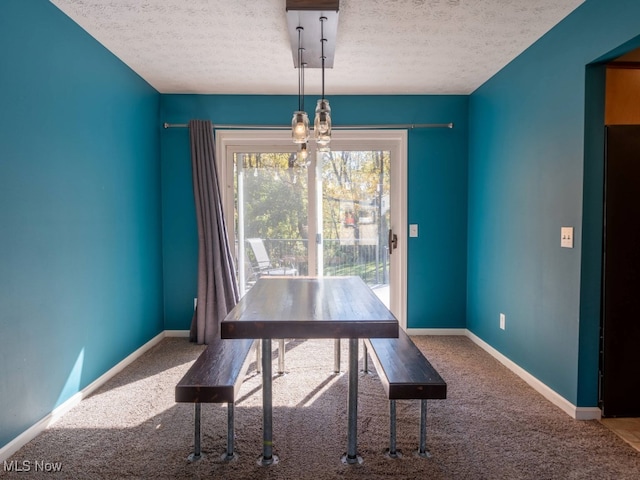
<box><xmin>246</xmin><ymin>238</ymin><xmax>297</xmax><ymax>375</ymax></box>
<box><xmin>246</xmin><ymin>238</ymin><xmax>298</xmax><ymax>278</ymax></box>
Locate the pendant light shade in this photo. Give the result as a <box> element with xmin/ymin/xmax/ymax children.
<box><xmin>314</xmin><ymin>98</ymin><xmax>331</xmax><ymax>146</ymax></box>
<box><xmin>292</xmin><ymin>111</ymin><xmax>310</xmax><ymax>144</ymax></box>
<box><xmin>298</xmin><ymin>142</ymin><xmax>309</xmax><ymax>163</ymax></box>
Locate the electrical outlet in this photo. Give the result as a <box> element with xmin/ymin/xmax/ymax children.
<box><xmin>499</xmin><ymin>313</ymin><xmax>506</xmax><ymax>330</ymax></box>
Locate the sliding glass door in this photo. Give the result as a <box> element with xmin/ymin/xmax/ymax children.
<box><xmin>218</xmin><ymin>130</ymin><xmax>407</xmax><ymax>326</ymax></box>
<box><xmin>318</xmin><ymin>149</ymin><xmax>391</xmax><ymax>305</ymax></box>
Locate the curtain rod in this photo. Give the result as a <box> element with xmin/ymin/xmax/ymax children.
<box><xmin>163</xmin><ymin>122</ymin><xmax>453</xmax><ymax>130</ymax></box>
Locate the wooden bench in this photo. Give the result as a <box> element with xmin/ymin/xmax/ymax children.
<box><xmin>364</xmin><ymin>330</ymin><xmax>446</xmax><ymax>458</ymax></box>
<box><xmin>175</xmin><ymin>338</ymin><xmax>256</xmax><ymax>461</ymax></box>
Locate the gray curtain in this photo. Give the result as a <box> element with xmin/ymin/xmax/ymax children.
<box><xmin>188</xmin><ymin>119</ymin><xmax>239</xmax><ymax>344</ymax></box>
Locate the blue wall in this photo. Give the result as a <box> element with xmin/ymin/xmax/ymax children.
<box><xmin>467</xmin><ymin>0</ymin><xmax>640</xmax><ymax>406</ymax></box>
<box><xmin>0</xmin><ymin>0</ymin><xmax>163</xmax><ymax>448</ymax></box>
<box><xmin>4</xmin><ymin>0</ymin><xmax>640</xmax><ymax>454</ymax></box>
<box><xmin>160</xmin><ymin>94</ymin><xmax>469</xmax><ymax>330</ymax></box>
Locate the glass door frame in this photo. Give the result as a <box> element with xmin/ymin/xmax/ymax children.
<box><xmin>216</xmin><ymin>129</ymin><xmax>407</xmax><ymax>328</ymax></box>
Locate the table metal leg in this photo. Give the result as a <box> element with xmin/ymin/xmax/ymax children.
<box><xmin>342</xmin><ymin>338</ymin><xmax>363</xmax><ymax>464</ymax></box>
<box><xmin>334</xmin><ymin>339</ymin><xmax>341</xmax><ymax>373</ymax></box>
<box><xmin>258</xmin><ymin>338</ymin><xmax>278</xmax><ymax>466</ymax></box>
<box><xmin>362</xmin><ymin>341</ymin><xmax>368</xmax><ymax>373</ymax></box>
<box><xmin>256</xmin><ymin>340</ymin><xmax>261</xmax><ymax>374</ymax></box>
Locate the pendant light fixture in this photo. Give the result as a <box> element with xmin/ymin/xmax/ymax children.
<box><xmin>291</xmin><ymin>26</ymin><xmax>309</xmax><ymax>145</ymax></box>
<box><xmin>299</xmin><ymin>141</ymin><xmax>309</xmax><ymax>163</ymax></box>
<box><xmin>314</xmin><ymin>15</ymin><xmax>331</xmax><ymax>152</ymax></box>
<box><xmin>286</xmin><ymin>1</ymin><xmax>339</xmax><ymax>156</ymax></box>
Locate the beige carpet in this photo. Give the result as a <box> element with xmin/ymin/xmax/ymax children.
<box><xmin>3</xmin><ymin>336</ymin><xmax>640</xmax><ymax>479</ymax></box>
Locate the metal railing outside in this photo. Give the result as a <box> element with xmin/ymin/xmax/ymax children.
<box><xmin>251</xmin><ymin>238</ymin><xmax>389</xmax><ymax>285</ymax></box>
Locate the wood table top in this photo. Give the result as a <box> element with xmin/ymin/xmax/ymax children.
<box><xmin>220</xmin><ymin>276</ymin><xmax>398</xmax><ymax>340</ymax></box>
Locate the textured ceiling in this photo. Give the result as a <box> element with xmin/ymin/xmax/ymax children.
<box><xmin>49</xmin><ymin>0</ymin><xmax>585</xmax><ymax>95</ymax></box>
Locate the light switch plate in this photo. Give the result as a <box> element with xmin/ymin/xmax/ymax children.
<box><xmin>409</xmin><ymin>224</ymin><xmax>418</xmax><ymax>237</ymax></box>
<box><xmin>561</xmin><ymin>227</ymin><xmax>574</xmax><ymax>248</ymax></box>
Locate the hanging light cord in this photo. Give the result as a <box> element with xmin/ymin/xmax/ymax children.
<box><xmin>320</xmin><ymin>16</ymin><xmax>327</xmax><ymax>100</ymax></box>
<box><xmin>297</xmin><ymin>27</ymin><xmax>303</xmax><ymax>111</ymax></box>
<box><xmin>301</xmin><ymin>49</ymin><xmax>305</xmax><ymax>111</ymax></box>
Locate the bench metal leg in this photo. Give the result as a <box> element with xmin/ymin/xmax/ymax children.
<box><xmin>334</xmin><ymin>339</ymin><xmax>341</xmax><ymax>373</ymax></box>
<box><xmin>188</xmin><ymin>403</ymin><xmax>202</xmax><ymax>462</ymax></box>
<box><xmin>222</xmin><ymin>402</ymin><xmax>238</xmax><ymax>461</ymax></box>
<box><xmin>386</xmin><ymin>400</ymin><xmax>402</xmax><ymax>458</ymax></box>
<box><xmin>258</xmin><ymin>338</ymin><xmax>278</xmax><ymax>466</ymax></box>
<box><xmin>418</xmin><ymin>399</ymin><xmax>431</xmax><ymax>458</ymax></box>
<box><xmin>278</xmin><ymin>339</ymin><xmax>285</xmax><ymax>374</ymax></box>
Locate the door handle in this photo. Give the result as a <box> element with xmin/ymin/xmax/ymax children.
<box><xmin>388</xmin><ymin>228</ymin><xmax>398</xmax><ymax>254</ymax></box>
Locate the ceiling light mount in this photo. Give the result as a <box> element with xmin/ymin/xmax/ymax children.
<box><xmin>286</xmin><ymin>1</ymin><xmax>339</xmax><ymax>69</ymax></box>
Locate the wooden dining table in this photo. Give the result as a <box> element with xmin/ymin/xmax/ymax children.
<box><xmin>220</xmin><ymin>276</ymin><xmax>399</xmax><ymax>465</ymax></box>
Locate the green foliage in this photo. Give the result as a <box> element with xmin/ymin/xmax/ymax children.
<box><xmin>234</xmin><ymin>149</ymin><xmax>391</xmax><ymax>282</ymax></box>
<box><xmin>321</xmin><ymin>150</ymin><xmax>391</xmax><ymax>263</ymax></box>
<box><xmin>235</xmin><ymin>152</ymin><xmax>308</xmax><ymax>242</ymax></box>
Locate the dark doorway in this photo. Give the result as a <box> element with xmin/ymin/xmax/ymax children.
<box><xmin>600</xmin><ymin>125</ymin><xmax>640</xmax><ymax>417</ymax></box>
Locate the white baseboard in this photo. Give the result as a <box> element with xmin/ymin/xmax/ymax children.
<box><xmin>465</xmin><ymin>330</ymin><xmax>601</xmax><ymax>420</ymax></box>
<box><xmin>574</xmin><ymin>407</ymin><xmax>602</xmax><ymax>420</ymax></box>
<box><xmin>406</xmin><ymin>328</ymin><xmax>467</xmax><ymax>336</ymax></box>
<box><xmin>164</xmin><ymin>330</ymin><xmax>190</xmax><ymax>337</ymax></box>
<box><xmin>0</xmin><ymin>331</ymin><xmax>166</xmax><ymax>463</ymax></box>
